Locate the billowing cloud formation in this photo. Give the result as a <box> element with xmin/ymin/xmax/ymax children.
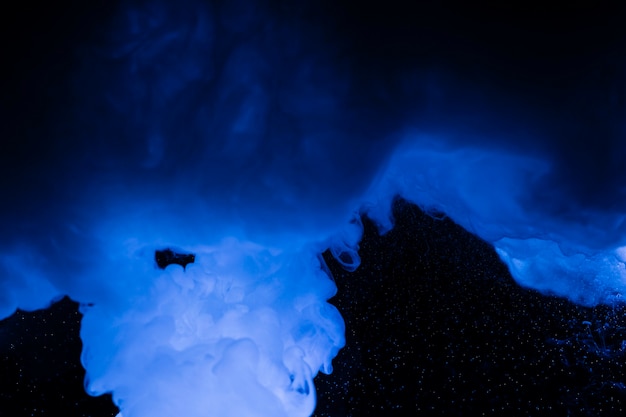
<box><xmin>2</xmin><ymin>0</ymin><xmax>626</xmax><ymax>416</ymax></box>
<box><xmin>365</xmin><ymin>140</ymin><xmax>626</xmax><ymax>305</ymax></box>
<box><xmin>80</xmin><ymin>240</ymin><xmax>343</xmax><ymax>417</ymax></box>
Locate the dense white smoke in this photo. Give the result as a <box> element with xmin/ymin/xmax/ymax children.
<box><xmin>79</xmin><ymin>240</ymin><xmax>343</xmax><ymax>417</ymax></box>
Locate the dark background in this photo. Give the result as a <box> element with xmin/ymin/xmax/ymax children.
<box><xmin>2</xmin><ymin>1</ymin><xmax>626</xmax><ymax>416</ymax></box>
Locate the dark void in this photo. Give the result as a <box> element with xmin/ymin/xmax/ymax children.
<box><xmin>155</xmin><ymin>248</ymin><xmax>196</xmax><ymax>270</ymax></box>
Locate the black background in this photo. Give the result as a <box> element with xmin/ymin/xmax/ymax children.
<box><xmin>2</xmin><ymin>1</ymin><xmax>626</xmax><ymax>416</ymax></box>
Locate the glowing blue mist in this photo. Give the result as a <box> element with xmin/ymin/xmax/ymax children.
<box><xmin>2</xmin><ymin>0</ymin><xmax>626</xmax><ymax>416</ymax></box>
<box><xmin>80</xmin><ymin>240</ymin><xmax>343</xmax><ymax>417</ymax></box>
<box><xmin>365</xmin><ymin>137</ymin><xmax>626</xmax><ymax>305</ymax></box>
<box><xmin>2</xmin><ymin>1</ymin><xmax>376</xmax><ymax>415</ymax></box>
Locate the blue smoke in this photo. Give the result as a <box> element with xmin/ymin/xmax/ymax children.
<box><xmin>365</xmin><ymin>139</ymin><xmax>626</xmax><ymax>305</ymax></box>
<box><xmin>2</xmin><ymin>0</ymin><xmax>626</xmax><ymax>416</ymax></box>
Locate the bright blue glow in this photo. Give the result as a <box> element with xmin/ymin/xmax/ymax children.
<box><xmin>1</xmin><ymin>1</ymin><xmax>626</xmax><ymax>416</ymax></box>
<box><xmin>79</xmin><ymin>240</ymin><xmax>343</xmax><ymax>417</ymax></box>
